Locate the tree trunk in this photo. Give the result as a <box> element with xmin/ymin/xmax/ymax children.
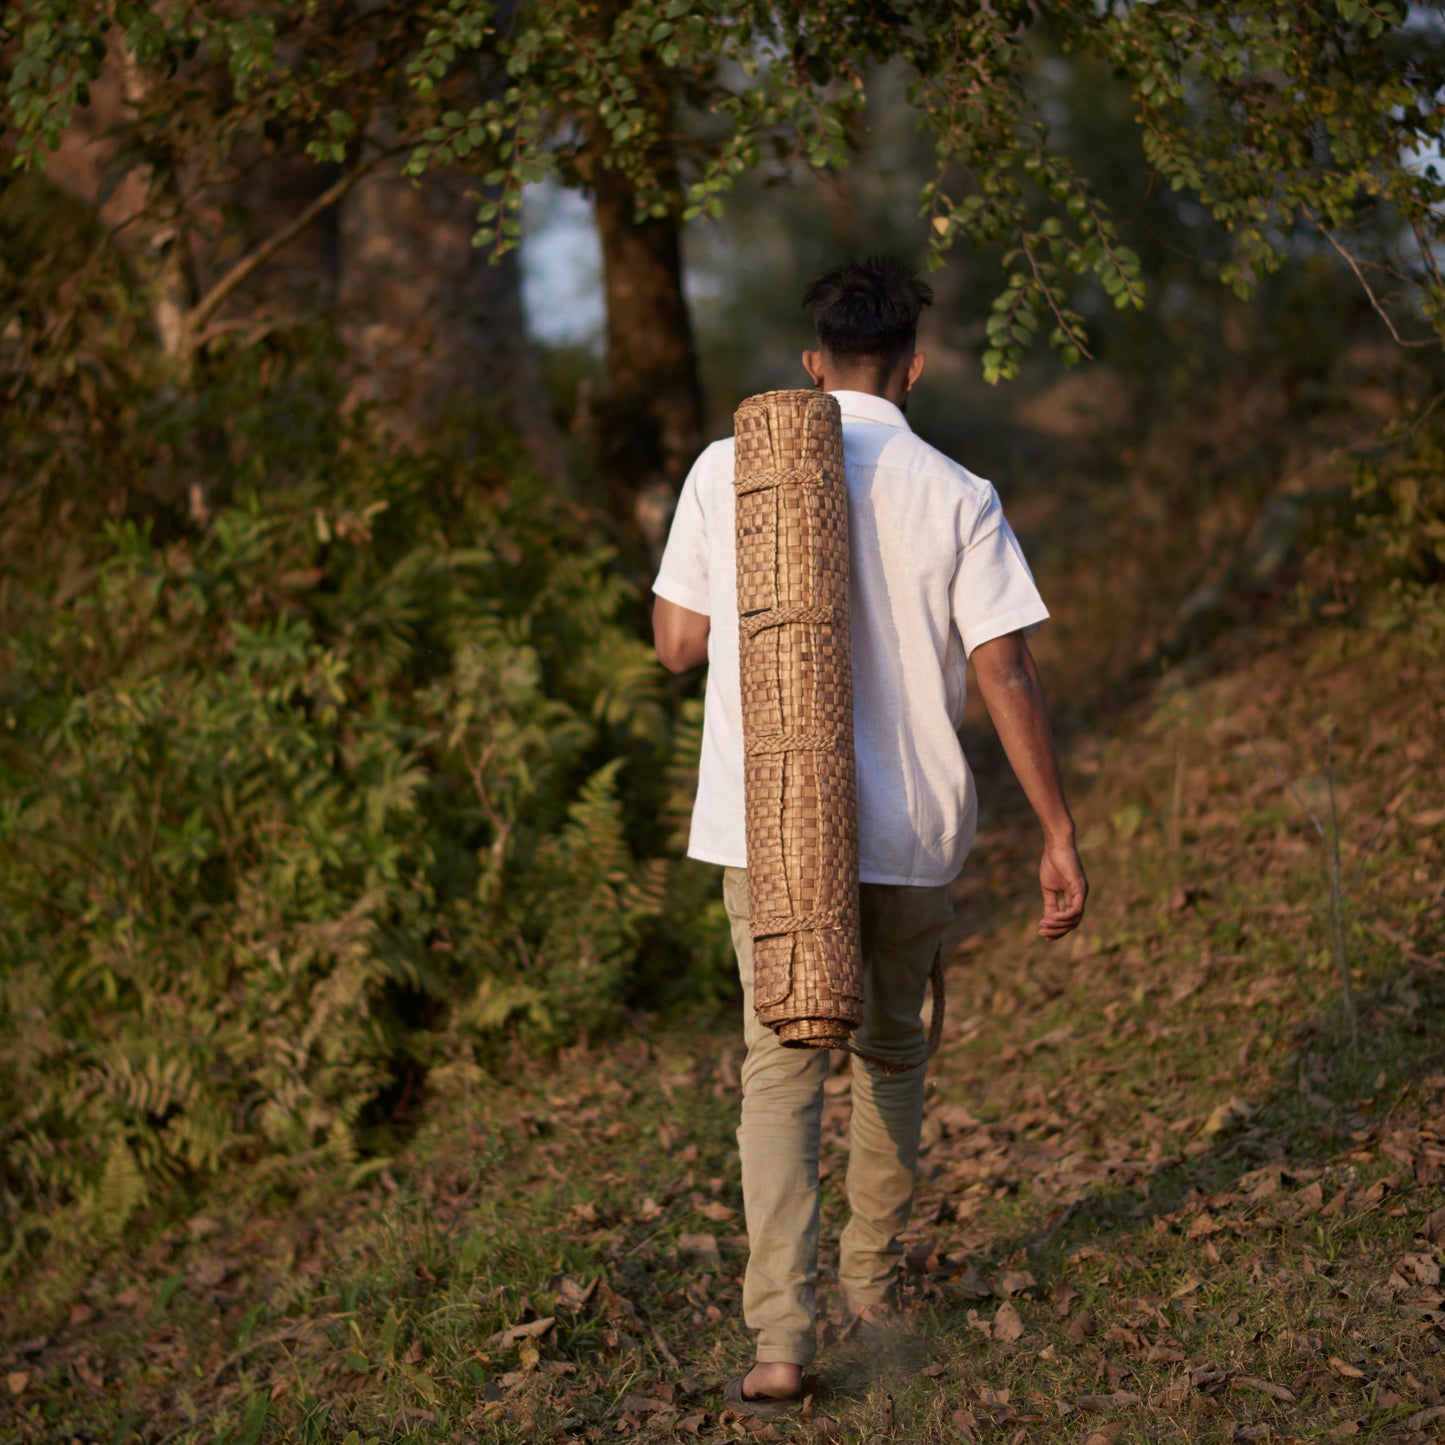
<box><xmin>336</xmin><ymin>143</ymin><xmax>564</xmax><ymax>474</ymax></box>
<box><xmin>592</xmin><ymin>161</ymin><xmax>704</xmax><ymax>564</ymax></box>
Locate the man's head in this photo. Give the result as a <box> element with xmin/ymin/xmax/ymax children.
<box><xmin>801</xmin><ymin>255</ymin><xmax>933</xmax><ymax>407</ymax></box>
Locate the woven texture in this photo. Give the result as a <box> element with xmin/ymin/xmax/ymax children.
<box><xmin>733</xmin><ymin>389</ymin><xmax>862</xmax><ymax>1051</ymax></box>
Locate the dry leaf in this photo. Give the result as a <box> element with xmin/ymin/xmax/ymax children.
<box><xmin>904</xmin><ymin>1238</ymin><xmax>940</xmax><ymax>1274</ymax></box>
<box><xmin>696</xmin><ymin>1200</ymin><xmax>735</xmax><ymax>1223</ymax></box>
<box><xmin>677</xmin><ymin>1232</ymin><xmax>721</xmax><ymax>1265</ymax></box>
<box><xmin>5</xmin><ymin>1372</ymin><xmax>28</xmax><ymax>1397</ymax></box>
<box><xmin>1401</xmin><ymin>1252</ymin><xmax>1442</xmax><ymax>1286</ymax></box>
<box><xmin>949</xmin><ymin>1406</ymin><xmax>980</xmax><ymax>1442</ymax></box>
<box><xmin>1083</xmin><ymin>1428</ymin><xmax>1123</xmax><ymax>1445</ymax></box>
<box><xmin>1154</xmin><ymin>1378</ymin><xmax>1191</xmax><ymax>1409</ymax></box>
<box><xmin>997</xmin><ymin>1268</ymin><xmax>1038</xmax><ymax>1298</ymax></box>
<box><xmin>1203</xmin><ymin>1097</ymin><xmax>1255</xmax><ymax>1137</ymax></box>
<box><xmin>488</xmin><ymin>1316</ymin><xmax>556</xmax><ymax>1349</ymax></box>
<box><xmin>1067</xmin><ymin>1308</ymin><xmax>1096</xmax><ymax>1340</ymax></box>
<box><xmin>1292</xmin><ymin>1181</ymin><xmax>1324</xmax><ymax>1217</ymax></box>
<box><xmin>1327</xmin><ymin>1356</ymin><xmax>1367</xmax><ymax>1382</ymax></box>
<box><xmin>554</xmin><ymin>1275</ymin><xmax>599</xmax><ymax>1311</ymax></box>
<box><xmin>993</xmin><ymin>1301</ymin><xmax>1026</xmax><ymax>1342</ymax></box>
<box><xmin>1362</xmin><ymin>1176</ymin><xmax>1397</xmax><ymax>1205</ymax></box>
<box><xmin>1408</xmin><ymin>1405</ymin><xmax>1445</xmax><ymax>1431</ymax></box>
<box><xmin>1052</xmin><ymin>1280</ymin><xmax>1079</xmax><ymax>1317</ymax></box>
<box><xmin>1233</xmin><ymin>1375</ymin><xmax>1296</xmax><ymax>1403</ymax></box>
<box><xmin>1421</xmin><ymin>1206</ymin><xmax>1445</xmax><ymax>1245</ymax></box>
<box><xmin>619</xmin><ymin>1393</ymin><xmax>672</xmax><ymax>1415</ymax></box>
<box><xmin>952</xmin><ymin>1264</ymin><xmax>991</xmax><ymax>1300</ymax></box>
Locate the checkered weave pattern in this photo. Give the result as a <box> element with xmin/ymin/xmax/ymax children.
<box><xmin>733</xmin><ymin>389</ymin><xmax>863</xmax><ymax>1051</ymax></box>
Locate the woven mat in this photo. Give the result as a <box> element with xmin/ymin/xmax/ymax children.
<box><xmin>733</xmin><ymin>389</ymin><xmax>862</xmax><ymax>1050</ymax></box>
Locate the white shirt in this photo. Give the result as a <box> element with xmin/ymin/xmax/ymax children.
<box><xmin>653</xmin><ymin>389</ymin><xmax>1049</xmax><ymax>887</ymax></box>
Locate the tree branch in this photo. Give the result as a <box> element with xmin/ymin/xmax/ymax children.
<box><xmin>1303</xmin><ymin>206</ymin><xmax>1442</xmax><ymax>351</ymax></box>
<box><xmin>186</xmin><ymin>150</ymin><xmax>396</xmax><ymax>340</ymax></box>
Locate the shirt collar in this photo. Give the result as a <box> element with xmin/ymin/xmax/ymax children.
<box><xmin>830</xmin><ymin>389</ymin><xmax>911</xmax><ymax>431</ymax></box>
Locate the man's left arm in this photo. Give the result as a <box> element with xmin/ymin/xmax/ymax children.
<box><xmin>970</xmin><ymin>631</ymin><xmax>1088</xmax><ymax>940</ymax></box>
<box><xmin>653</xmin><ymin>597</ymin><xmax>709</xmax><ymax>673</ymax></box>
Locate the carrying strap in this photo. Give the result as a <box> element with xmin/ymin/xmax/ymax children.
<box><xmin>837</xmin><ymin>944</ymin><xmax>946</xmax><ymax>1076</ymax></box>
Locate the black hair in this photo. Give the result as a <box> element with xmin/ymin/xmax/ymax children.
<box><xmin>801</xmin><ymin>255</ymin><xmax>934</xmax><ymax>375</ymax></box>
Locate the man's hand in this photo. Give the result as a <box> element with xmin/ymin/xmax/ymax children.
<box><xmin>1038</xmin><ymin>837</ymin><xmax>1088</xmax><ymax>940</ymax></box>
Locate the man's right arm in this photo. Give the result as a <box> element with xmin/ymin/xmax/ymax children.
<box><xmin>970</xmin><ymin>630</ymin><xmax>1088</xmax><ymax>940</ymax></box>
<box><xmin>653</xmin><ymin>596</ymin><xmax>710</xmax><ymax>673</ymax></box>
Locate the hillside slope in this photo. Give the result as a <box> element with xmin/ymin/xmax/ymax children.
<box><xmin>4</xmin><ymin>401</ymin><xmax>1443</xmax><ymax>1444</ymax></box>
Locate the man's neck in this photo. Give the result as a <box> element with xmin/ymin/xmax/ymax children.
<box><xmin>828</xmin><ymin>379</ymin><xmax>907</xmax><ymax>409</ymax></box>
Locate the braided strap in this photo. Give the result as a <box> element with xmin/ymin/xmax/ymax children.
<box><xmin>740</xmin><ymin>603</ymin><xmax>838</xmax><ymax>638</ymax></box>
<box><xmin>734</xmin><ymin>466</ymin><xmax>822</xmax><ymax>496</ymax></box>
<box><xmin>752</xmin><ymin>907</ymin><xmax>845</xmax><ymax>938</ymax></box>
<box><xmin>745</xmin><ymin>730</ymin><xmax>844</xmax><ymax>756</ymax></box>
<box><xmin>846</xmin><ymin>946</ymin><xmax>947</xmax><ymax>1075</ymax></box>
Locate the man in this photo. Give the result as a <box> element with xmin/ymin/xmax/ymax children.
<box><xmin>651</xmin><ymin>256</ymin><xmax>1087</xmax><ymax>1413</ymax></box>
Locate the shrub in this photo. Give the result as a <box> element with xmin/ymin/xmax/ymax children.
<box><xmin>0</xmin><ymin>360</ymin><xmax>729</xmax><ymax>1275</ymax></box>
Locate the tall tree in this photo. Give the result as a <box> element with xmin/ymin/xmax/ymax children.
<box><xmin>2</xmin><ymin>1</ymin><xmax>561</xmax><ymax>458</ymax></box>
<box><xmin>9</xmin><ymin>3</ymin><xmax>1445</xmax><ymax>490</ymax></box>
<box><xmin>417</xmin><ymin>2</ymin><xmax>1442</xmax><ymax>356</ymax></box>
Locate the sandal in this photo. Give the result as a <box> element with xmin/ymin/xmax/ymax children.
<box><xmin>722</xmin><ymin>1372</ymin><xmax>803</xmax><ymax>1419</ymax></box>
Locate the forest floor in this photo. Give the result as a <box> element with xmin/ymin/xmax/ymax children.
<box><xmin>5</xmin><ymin>474</ymin><xmax>1445</xmax><ymax>1443</ymax></box>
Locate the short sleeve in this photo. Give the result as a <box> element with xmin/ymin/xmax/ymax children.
<box><xmin>950</xmin><ymin>486</ymin><xmax>1050</xmax><ymax>656</ymax></box>
<box><xmin>653</xmin><ymin>459</ymin><xmax>711</xmax><ymax>616</ymax></box>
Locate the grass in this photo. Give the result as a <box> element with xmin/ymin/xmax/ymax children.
<box><xmin>5</xmin><ymin>498</ymin><xmax>1444</xmax><ymax>1443</ymax></box>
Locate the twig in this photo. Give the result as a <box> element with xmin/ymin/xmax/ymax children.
<box><xmin>1303</xmin><ymin>207</ymin><xmax>1441</xmax><ymax>350</ymax></box>
<box><xmin>650</xmin><ymin>1326</ymin><xmax>679</xmax><ymax>1369</ymax></box>
<box><xmin>204</xmin><ymin>1311</ymin><xmax>355</xmax><ymax>1388</ymax></box>
<box><xmin>187</xmin><ymin>148</ymin><xmax>399</xmax><ymax>339</ymax></box>
<box><xmin>1020</xmin><ymin>234</ymin><xmax>1094</xmax><ymax>361</ymax></box>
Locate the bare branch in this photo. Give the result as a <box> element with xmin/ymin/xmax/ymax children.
<box><xmin>1303</xmin><ymin>206</ymin><xmax>1442</xmax><ymax>351</ymax></box>
<box><xmin>187</xmin><ymin>150</ymin><xmax>397</xmax><ymax>340</ymax></box>
<box><xmin>1411</xmin><ymin>216</ymin><xmax>1445</xmax><ymax>296</ymax></box>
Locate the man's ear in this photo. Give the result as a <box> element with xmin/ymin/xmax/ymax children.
<box><xmin>801</xmin><ymin>349</ymin><xmax>825</xmax><ymax>387</ymax></box>
<box><xmin>906</xmin><ymin>351</ymin><xmax>926</xmax><ymax>390</ymax></box>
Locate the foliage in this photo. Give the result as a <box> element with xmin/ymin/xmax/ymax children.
<box><xmin>0</xmin><ymin>350</ymin><xmax>727</xmax><ymax>1273</ymax></box>
<box><xmin>4</xmin><ymin>603</ymin><xmax>1442</xmax><ymax>1437</ymax></box>
<box><xmin>6</xmin><ymin>3</ymin><xmax>1443</xmax><ymax>385</ymax></box>
<box><xmin>1350</xmin><ymin>410</ymin><xmax>1445</xmax><ymax>649</ymax></box>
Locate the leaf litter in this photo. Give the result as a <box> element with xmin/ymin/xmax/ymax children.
<box><xmin>5</xmin><ymin>504</ymin><xmax>1445</xmax><ymax>1442</ymax></box>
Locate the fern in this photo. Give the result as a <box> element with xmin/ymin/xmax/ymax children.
<box><xmin>0</xmin><ymin>349</ymin><xmax>732</xmax><ymax>1284</ymax></box>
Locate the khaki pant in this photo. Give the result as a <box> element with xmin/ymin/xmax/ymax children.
<box><xmin>723</xmin><ymin>866</ymin><xmax>953</xmax><ymax>1366</ymax></box>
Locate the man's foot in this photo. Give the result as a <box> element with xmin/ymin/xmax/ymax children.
<box><xmin>722</xmin><ymin>1362</ymin><xmax>804</xmax><ymax>1418</ymax></box>
<box><xmin>742</xmin><ymin>1362</ymin><xmax>802</xmax><ymax>1399</ymax></box>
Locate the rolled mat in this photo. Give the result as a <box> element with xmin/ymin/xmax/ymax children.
<box><xmin>733</xmin><ymin>389</ymin><xmax>945</xmax><ymax>1073</ymax></box>
<box><xmin>733</xmin><ymin>388</ymin><xmax>861</xmax><ymax>1050</ymax></box>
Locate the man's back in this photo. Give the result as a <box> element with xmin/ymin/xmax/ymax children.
<box><xmin>653</xmin><ymin>388</ymin><xmax>1048</xmax><ymax>886</ymax></box>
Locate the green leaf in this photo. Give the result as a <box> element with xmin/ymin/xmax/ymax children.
<box><xmin>241</xmin><ymin>1392</ymin><xmax>269</xmax><ymax>1445</ymax></box>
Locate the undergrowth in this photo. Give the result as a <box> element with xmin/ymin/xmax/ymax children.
<box><xmin>0</xmin><ymin>348</ymin><xmax>730</xmax><ymax>1285</ymax></box>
